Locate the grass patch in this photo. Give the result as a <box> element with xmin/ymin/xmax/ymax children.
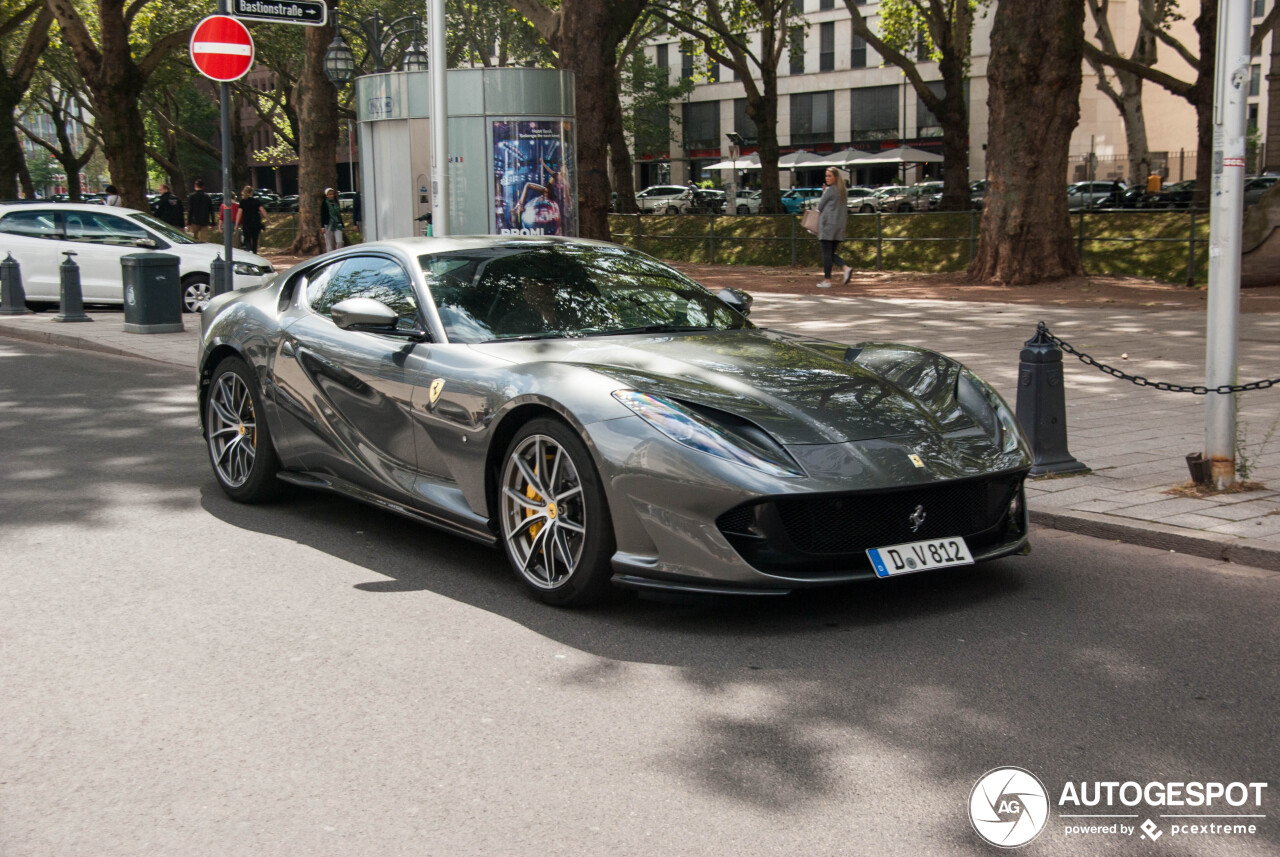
<box><xmin>610</xmin><ymin>210</ymin><xmax>1207</xmax><ymax>284</ymax></box>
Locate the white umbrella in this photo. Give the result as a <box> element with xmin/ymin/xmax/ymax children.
<box><xmin>791</xmin><ymin>148</ymin><xmax>870</xmax><ymax>168</ymax></box>
<box><xmin>778</xmin><ymin>150</ymin><xmax>817</xmax><ymax>168</ymax></box>
<box><xmin>703</xmin><ymin>153</ymin><xmax>762</xmax><ymax>171</ymax></box>
<box><xmin>853</xmin><ymin>146</ymin><xmax>944</xmax><ymax>165</ymax></box>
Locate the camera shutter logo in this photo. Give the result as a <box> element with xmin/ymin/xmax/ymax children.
<box><xmin>969</xmin><ymin>767</ymin><xmax>1050</xmax><ymax>848</ymax></box>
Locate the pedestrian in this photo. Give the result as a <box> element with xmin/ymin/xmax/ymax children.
<box><xmin>816</xmin><ymin>167</ymin><xmax>852</xmax><ymax>288</ymax></box>
<box><xmin>320</xmin><ymin>187</ymin><xmax>345</xmax><ymax>252</ymax></box>
<box><xmin>103</xmin><ymin>184</ymin><xmax>121</xmax><ymax>206</ymax></box>
<box><xmin>235</xmin><ymin>186</ymin><xmax>266</xmax><ymax>253</ymax></box>
<box><xmin>152</xmin><ymin>183</ymin><xmax>185</xmax><ymax>229</ymax></box>
<box><xmin>187</xmin><ymin>179</ymin><xmax>214</xmax><ymax>241</ymax></box>
<box><xmin>350</xmin><ymin>191</ymin><xmax>361</xmax><ymax>238</ymax></box>
<box><xmin>219</xmin><ymin>194</ymin><xmax>241</xmax><ymax>246</ymax></box>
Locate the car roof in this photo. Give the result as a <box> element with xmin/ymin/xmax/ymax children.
<box><xmin>326</xmin><ymin>234</ymin><xmax>623</xmax><ymax>260</ymax></box>
<box><xmin>0</xmin><ymin>201</ymin><xmax>147</xmax><ymax>216</ymax></box>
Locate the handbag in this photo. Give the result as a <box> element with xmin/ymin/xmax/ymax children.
<box><xmin>801</xmin><ymin>208</ymin><xmax>820</xmax><ymax>235</ymax></box>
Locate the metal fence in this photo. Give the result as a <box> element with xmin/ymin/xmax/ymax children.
<box><xmin>607</xmin><ymin>210</ymin><xmax>1210</xmax><ymax>285</ymax></box>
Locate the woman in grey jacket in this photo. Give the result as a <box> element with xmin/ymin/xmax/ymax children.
<box><xmin>817</xmin><ymin>167</ymin><xmax>852</xmax><ymax>288</ymax></box>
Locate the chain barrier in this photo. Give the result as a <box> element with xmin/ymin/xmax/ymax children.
<box><xmin>1035</xmin><ymin>322</ymin><xmax>1279</xmax><ymax>395</ymax></box>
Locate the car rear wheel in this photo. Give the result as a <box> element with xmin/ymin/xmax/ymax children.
<box><xmin>182</xmin><ymin>274</ymin><xmax>211</xmax><ymax>314</ymax></box>
<box><xmin>498</xmin><ymin>418</ymin><xmax>615</xmax><ymax>606</ymax></box>
<box><xmin>737</xmin><ymin>205</ymin><xmax>749</xmax><ymax>215</ymax></box>
<box><xmin>666</xmin><ymin>206</ymin><xmax>679</xmax><ymax>215</ymax></box>
<box><xmin>205</xmin><ymin>356</ymin><xmax>283</xmax><ymax>503</ymax></box>
<box><xmin>860</xmin><ymin>204</ymin><xmax>874</xmax><ymax>213</ymax></box>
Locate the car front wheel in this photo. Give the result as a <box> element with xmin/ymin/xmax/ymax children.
<box><xmin>498</xmin><ymin>419</ymin><xmax>615</xmax><ymax>606</ymax></box>
<box><xmin>205</xmin><ymin>356</ymin><xmax>283</xmax><ymax>503</ymax></box>
<box><xmin>737</xmin><ymin>205</ymin><xmax>749</xmax><ymax>215</ymax></box>
<box><xmin>182</xmin><ymin>274</ymin><xmax>211</xmax><ymax>313</ymax></box>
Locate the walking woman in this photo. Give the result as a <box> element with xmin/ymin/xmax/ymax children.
<box><xmin>816</xmin><ymin>167</ymin><xmax>852</xmax><ymax>288</ymax></box>
<box><xmin>235</xmin><ymin>186</ymin><xmax>265</xmax><ymax>253</ymax></box>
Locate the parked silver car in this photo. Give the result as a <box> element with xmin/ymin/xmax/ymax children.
<box><xmin>199</xmin><ymin>236</ymin><xmax>1032</xmax><ymax>606</ymax></box>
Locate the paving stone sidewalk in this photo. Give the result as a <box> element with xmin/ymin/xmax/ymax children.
<box><xmin>3</xmin><ymin>290</ymin><xmax>1279</xmax><ymax>572</ymax></box>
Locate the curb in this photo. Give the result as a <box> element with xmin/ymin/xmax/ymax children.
<box><xmin>1030</xmin><ymin>508</ymin><xmax>1280</xmax><ymax>574</ymax></box>
<box><xmin>0</xmin><ymin>321</ymin><xmax>189</xmax><ymax>368</ymax></box>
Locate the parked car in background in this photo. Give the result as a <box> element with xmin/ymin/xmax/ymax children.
<box><xmin>732</xmin><ymin>189</ymin><xmax>763</xmax><ymax>214</ymax></box>
<box><xmin>856</xmin><ymin>186</ymin><xmax>908</xmax><ymax>213</ymax></box>
<box><xmin>0</xmin><ymin>202</ymin><xmax>275</xmax><ymax>313</ymax></box>
<box><xmin>1244</xmin><ymin>175</ymin><xmax>1279</xmax><ymax>207</ymax></box>
<box><xmin>874</xmin><ymin>184</ymin><xmax>938</xmax><ymax>213</ymax></box>
<box><xmin>781</xmin><ymin>187</ymin><xmax>824</xmax><ymax>214</ymax></box>
<box><xmin>635</xmin><ymin>185</ymin><xmax>694</xmax><ymax>213</ymax></box>
<box><xmin>1067</xmin><ymin>181</ymin><xmax>1125</xmax><ymax>210</ymax></box>
<box><xmin>1146</xmin><ymin>179</ymin><xmax>1197</xmax><ymax>209</ymax></box>
<box><xmin>695</xmin><ymin>189</ymin><xmax>726</xmax><ymax>214</ymax></box>
<box><xmin>1087</xmin><ymin>185</ymin><xmax>1150</xmax><ymax>209</ymax></box>
<box><xmin>846</xmin><ymin>187</ymin><xmax>877</xmax><ymax>212</ymax></box>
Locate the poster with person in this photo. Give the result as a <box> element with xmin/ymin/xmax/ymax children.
<box><xmin>493</xmin><ymin>120</ymin><xmax>576</xmax><ymax>237</ymax></box>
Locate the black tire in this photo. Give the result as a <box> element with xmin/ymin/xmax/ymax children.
<box><xmin>737</xmin><ymin>205</ymin><xmax>749</xmax><ymax>215</ymax></box>
<box><xmin>666</xmin><ymin>206</ymin><xmax>679</xmax><ymax>215</ymax></box>
<box><xmin>497</xmin><ymin>418</ymin><xmax>616</xmax><ymax>606</ymax></box>
<box><xmin>205</xmin><ymin>356</ymin><xmax>283</xmax><ymax>503</ymax></box>
<box><xmin>860</xmin><ymin>204</ymin><xmax>874</xmax><ymax>213</ymax></box>
<box><xmin>182</xmin><ymin>274</ymin><xmax>211</xmax><ymax>314</ymax></box>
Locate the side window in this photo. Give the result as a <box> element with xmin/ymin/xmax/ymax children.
<box><xmin>0</xmin><ymin>210</ymin><xmax>61</xmax><ymax>239</ymax></box>
<box><xmin>64</xmin><ymin>211</ymin><xmax>148</xmax><ymax>245</ymax></box>
<box><xmin>314</xmin><ymin>255</ymin><xmax>420</xmax><ymax>331</ymax></box>
<box><xmin>304</xmin><ymin>263</ymin><xmax>338</xmax><ymax>307</ymax></box>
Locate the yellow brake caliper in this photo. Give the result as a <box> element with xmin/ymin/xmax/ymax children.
<box><xmin>525</xmin><ymin>481</ymin><xmax>543</xmax><ymax>539</ymax></box>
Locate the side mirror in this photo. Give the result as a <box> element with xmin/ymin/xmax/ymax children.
<box><xmin>717</xmin><ymin>287</ymin><xmax>752</xmax><ymax>317</ymax></box>
<box><xmin>135</xmin><ymin>238</ymin><xmax>157</xmax><ymax>249</ymax></box>
<box><xmin>331</xmin><ymin>297</ymin><xmax>429</xmax><ymax>340</ymax></box>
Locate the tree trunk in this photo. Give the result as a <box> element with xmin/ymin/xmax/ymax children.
<box><xmin>0</xmin><ymin>123</ymin><xmax>26</xmax><ymax>199</ymax></box>
<box><xmin>748</xmin><ymin>66</ymin><xmax>783</xmax><ymax>215</ymax></box>
<box><xmin>969</xmin><ymin>0</ymin><xmax>1086</xmax><ymax>285</ymax></box>
<box><xmin>936</xmin><ymin>65</ymin><xmax>970</xmax><ymax>210</ymax></box>
<box><xmin>1118</xmin><ymin>80</ymin><xmax>1150</xmax><ymax>184</ymax></box>
<box><xmin>288</xmin><ymin>16</ymin><xmax>338</xmax><ymax>256</ymax></box>
<box><xmin>16</xmin><ymin>156</ymin><xmax>33</xmax><ymax>198</ymax></box>
<box><xmin>557</xmin><ymin>3</ymin><xmax>623</xmax><ymax>240</ymax></box>
<box><xmin>0</xmin><ymin>2</ymin><xmax>53</xmax><ymax>199</ymax></box>
<box><xmin>96</xmin><ymin>94</ymin><xmax>151</xmax><ymax>210</ymax></box>
<box><xmin>1191</xmin><ymin>2</ymin><xmax>1215</xmax><ymax>207</ymax></box>
<box><xmin>607</xmin><ymin>97</ymin><xmax>639</xmax><ymax>214</ymax></box>
<box><xmin>231</xmin><ymin>92</ymin><xmax>253</xmax><ymax>194</ymax></box>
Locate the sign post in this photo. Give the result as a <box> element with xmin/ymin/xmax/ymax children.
<box><xmin>191</xmin><ymin>14</ymin><xmax>253</xmax><ymax>297</ymax></box>
<box><xmin>231</xmin><ymin>0</ymin><xmax>327</xmax><ymax>26</ymax></box>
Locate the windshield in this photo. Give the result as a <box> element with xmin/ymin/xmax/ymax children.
<box><xmin>129</xmin><ymin>212</ymin><xmax>196</xmax><ymax>244</ymax></box>
<box><xmin>420</xmin><ymin>243</ymin><xmax>753</xmax><ymax>343</ymax></box>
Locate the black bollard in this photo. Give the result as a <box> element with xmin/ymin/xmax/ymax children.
<box><xmin>52</xmin><ymin>251</ymin><xmax>92</xmax><ymax>323</ymax></box>
<box><xmin>1016</xmin><ymin>322</ymin><xmax>1087</xmax><ymax>477</ymax></box>
<box><xmin>210</xmin><ymin>254</ymin><xmax>230</xmax><ymax>297</ymax></box>
<box><xmin>0</xmin><ymin>253</ymin><xmax>33</xmax><ymax>315</ymax></box>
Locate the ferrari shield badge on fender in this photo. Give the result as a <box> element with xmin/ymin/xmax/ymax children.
<box><xmin>429</xmin><ymin>378</ymin><xmax>445</xmax><ymax>407</ymax></box>
<box><xmin>908</xmin><ymin>453</ymin><xmax>925</xmax><ymax>468</ymax></box>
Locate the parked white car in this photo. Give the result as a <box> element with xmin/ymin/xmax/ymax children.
<box><xmin>731</xmin><ymin>189</ymin><xmax>762</xmax><ymax>214</ymax></box>
<box><xmin>634</xmin><ymin>185</ymin><xmax>694</xmax><ymax>214</ymax></box>
<box><xmin>0</xmin><ymin>202</ymin><xmax>275</xmax><ymax>312</ymax></box>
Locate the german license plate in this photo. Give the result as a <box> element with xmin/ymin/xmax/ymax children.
<box><xmin>867</xmin><ymin>536</ymin><xmax>973</xmax><ymax>578</ymax></box>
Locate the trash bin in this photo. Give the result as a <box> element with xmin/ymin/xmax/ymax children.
<box><xmin>121</xmin><ymin>253</ymin><xmax>184</xmax><ymax>334</ymax></box>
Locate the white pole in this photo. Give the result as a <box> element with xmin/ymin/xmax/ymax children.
<box><xmin>1205</xmin><ymin>0</ymin><xmax>1252</xmax><ymax>489</ymax></box>
<box><xmin>428</xmin><ymin>0</ymin><xmax>448</xmax><ymax>235</ymax></box>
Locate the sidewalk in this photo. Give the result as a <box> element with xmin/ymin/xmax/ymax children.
<box><xmin>3</xmin><ymin>290</ymin><xmax>1280</xmax><ymax>573</ymax></box>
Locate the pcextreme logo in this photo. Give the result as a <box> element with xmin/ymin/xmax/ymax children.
<box><xmin>969</xmin><ymin>768</ymin><xmax>1270</xmax><ymax>848</ymax></box>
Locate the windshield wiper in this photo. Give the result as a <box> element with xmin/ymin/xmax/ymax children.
<box><xmin>583</xmin><ymin>324</ymin><xmax>715</xmax><ymax>337</ymax></box>
<box><xmin>490</xmin><ymin>332</ymin><xmax>577</xmax><ymax>342</ymax></box>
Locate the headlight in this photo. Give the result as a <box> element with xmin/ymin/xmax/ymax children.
<box><xmin>232</xmin><ymin>262</ymin><xmax>272</xmax><ymax>276</ymax></box>
<box><xmin>958</xmin><ymin>369</ymin><xmax>1027</xmax><ymax>454</ymax></box>
<box><xmin>612</xmin><ymin>390</ymin><xmax>804</xmax><ymax>477</ymax></box>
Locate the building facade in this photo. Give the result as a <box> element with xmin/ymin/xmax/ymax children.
<box><xmin>637</xmin><ymin>0</ymin><xmax>1274</xmax><ymax>190</ymax></box>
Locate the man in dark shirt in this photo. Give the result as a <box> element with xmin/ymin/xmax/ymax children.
<box><xmin>187</xmin><ymin>179</ymin><xmax>213</xmax><ymax>241</ymax></box>
<box><xmin>152</xmin><ymin>183</ymin><xmax>185</xmax><ymax>229</ymax></box>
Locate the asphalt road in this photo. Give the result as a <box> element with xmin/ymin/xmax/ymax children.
<box><xmin>1</xmin><ymin>341</ymin><xmax>1277</xmax><ymax>857</ymax></box>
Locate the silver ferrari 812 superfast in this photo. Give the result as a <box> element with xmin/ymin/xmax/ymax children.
<box><xmin>199</xmin><ymin>236</ymin><xmax>1031</xmax><ymax>606</ymax></box>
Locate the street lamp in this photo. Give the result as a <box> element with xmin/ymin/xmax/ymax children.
<box><xmin>323</xmin><ymin>10</ymin><xmax>428</xmax><ymax>81</ymax></box>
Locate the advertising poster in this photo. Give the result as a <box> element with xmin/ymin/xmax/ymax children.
<box><xmin>493</xmin><ymin>120</ymin><xmax>576</xmax><ymax>236</ymax></box>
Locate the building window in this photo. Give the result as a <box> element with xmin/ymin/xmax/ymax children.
<box><xmin>682</xmin><ymin>41</ymin><xmax>694</xmax><ymax>81</ymax></box>
<box><xmin>734</xmin><ymin>98</ymin><xmax>759</xmax><ymax>145</ymax></box>
<box><xmin>682</xmin><ymin>100</ymin><xmax>721</xmax><ymax>150</ymax></box>
<box><xmin>851</xmin><ymin>32</ymin><xmax>867</xmax><ymax>68</ymax></box>
<box><xmin>1253</xmin><ymin>0</ymin><xmax>1265</xmax><ymax>17</ymax></box>
<box><xmin>917</xmin><ymin>80</ymin><xmax>962</xmax><ymax>137</ymax></box>
<box><xmin>790</xmin><ymin>26</ymin><xmax>805</xmax><ymax>74</ymax></box>
<box><xmin>792</xmin><ymin>0</ymin><xmax>804</xmax><ymax>11</ymax></box>
<box><xmin>790</xmin><ymin>91</ymin><xmax>834</xmax><ymax>146</ymax></box>
<box><xmin>1248</xmin><ymin>103</ymin><xmax>1259</xmax><ymax>133</ymax></box>
<box><xmin>820</xmin><ymin>22</ymin><xmax>834</xmax><ymax>71</ymax></box>
<box><xmin>1250</xmin><ymin>64</ymin><xmax>1261</xmax><ymax>97</ymax></box>
<box><xmin>820</xmin><ymin>0</ymin><xmax>834</xmax><ymax>9</ymax></box>
<box><xmin>916</xmin><ymin>32</ymin><xmax>930</xmax><ymax>62</ymax></box>
<box><xmin>851</xmin><ymin>85</ymin><xmax>899</xmax><ymax>140</ymax></box>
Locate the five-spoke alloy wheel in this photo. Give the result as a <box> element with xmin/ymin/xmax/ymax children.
<box><xmin>499</xmin><ymin>419</ymin><xmax>614</xmax><ymax>605</ymax></box>
<box><xmin>183</xmin><ymin>275</ymin><xmax>212</xmax><ymax>313</ymax></box>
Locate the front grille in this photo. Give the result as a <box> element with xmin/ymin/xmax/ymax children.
<box><xmin>715</xmin><ymin>472</ymin><xmax>1027</xmax><ymax>577</ymax></box>
<box><xmin>776</xmin><ymin>475</ymin><xmax>1021</xmax><ymax>555</ymax></box>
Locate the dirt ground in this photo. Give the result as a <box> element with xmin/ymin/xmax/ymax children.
<box><xmin>262</xmin><ymin>252</ymin><xmax>1280</xmax><ymax>314</ymax></box>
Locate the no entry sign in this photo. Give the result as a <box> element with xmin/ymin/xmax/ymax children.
<box><xmin>190</xmin><ymin>15</ymin><xmax>255</xmax><ymax>82</ymax></box>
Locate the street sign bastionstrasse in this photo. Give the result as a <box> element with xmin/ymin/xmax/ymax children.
<box><xmin>189</xmin><ymin>15</ymin><xmax>255</xmax><ymax>83</ymax></box>
<box><xmin>231</xmin><ymin>0</ymin><xmax>327</xmax><ymax>27</ymax></box>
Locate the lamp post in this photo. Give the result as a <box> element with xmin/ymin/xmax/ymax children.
<box><xmin>726</xmin><ymin>131</ymin><xmax>744</xmax><ymax>216</ymax></box>
<box><xmin>323</xmin><ymin>10</ymin><xmax>428</xmax><ymax>234</ymax></box>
